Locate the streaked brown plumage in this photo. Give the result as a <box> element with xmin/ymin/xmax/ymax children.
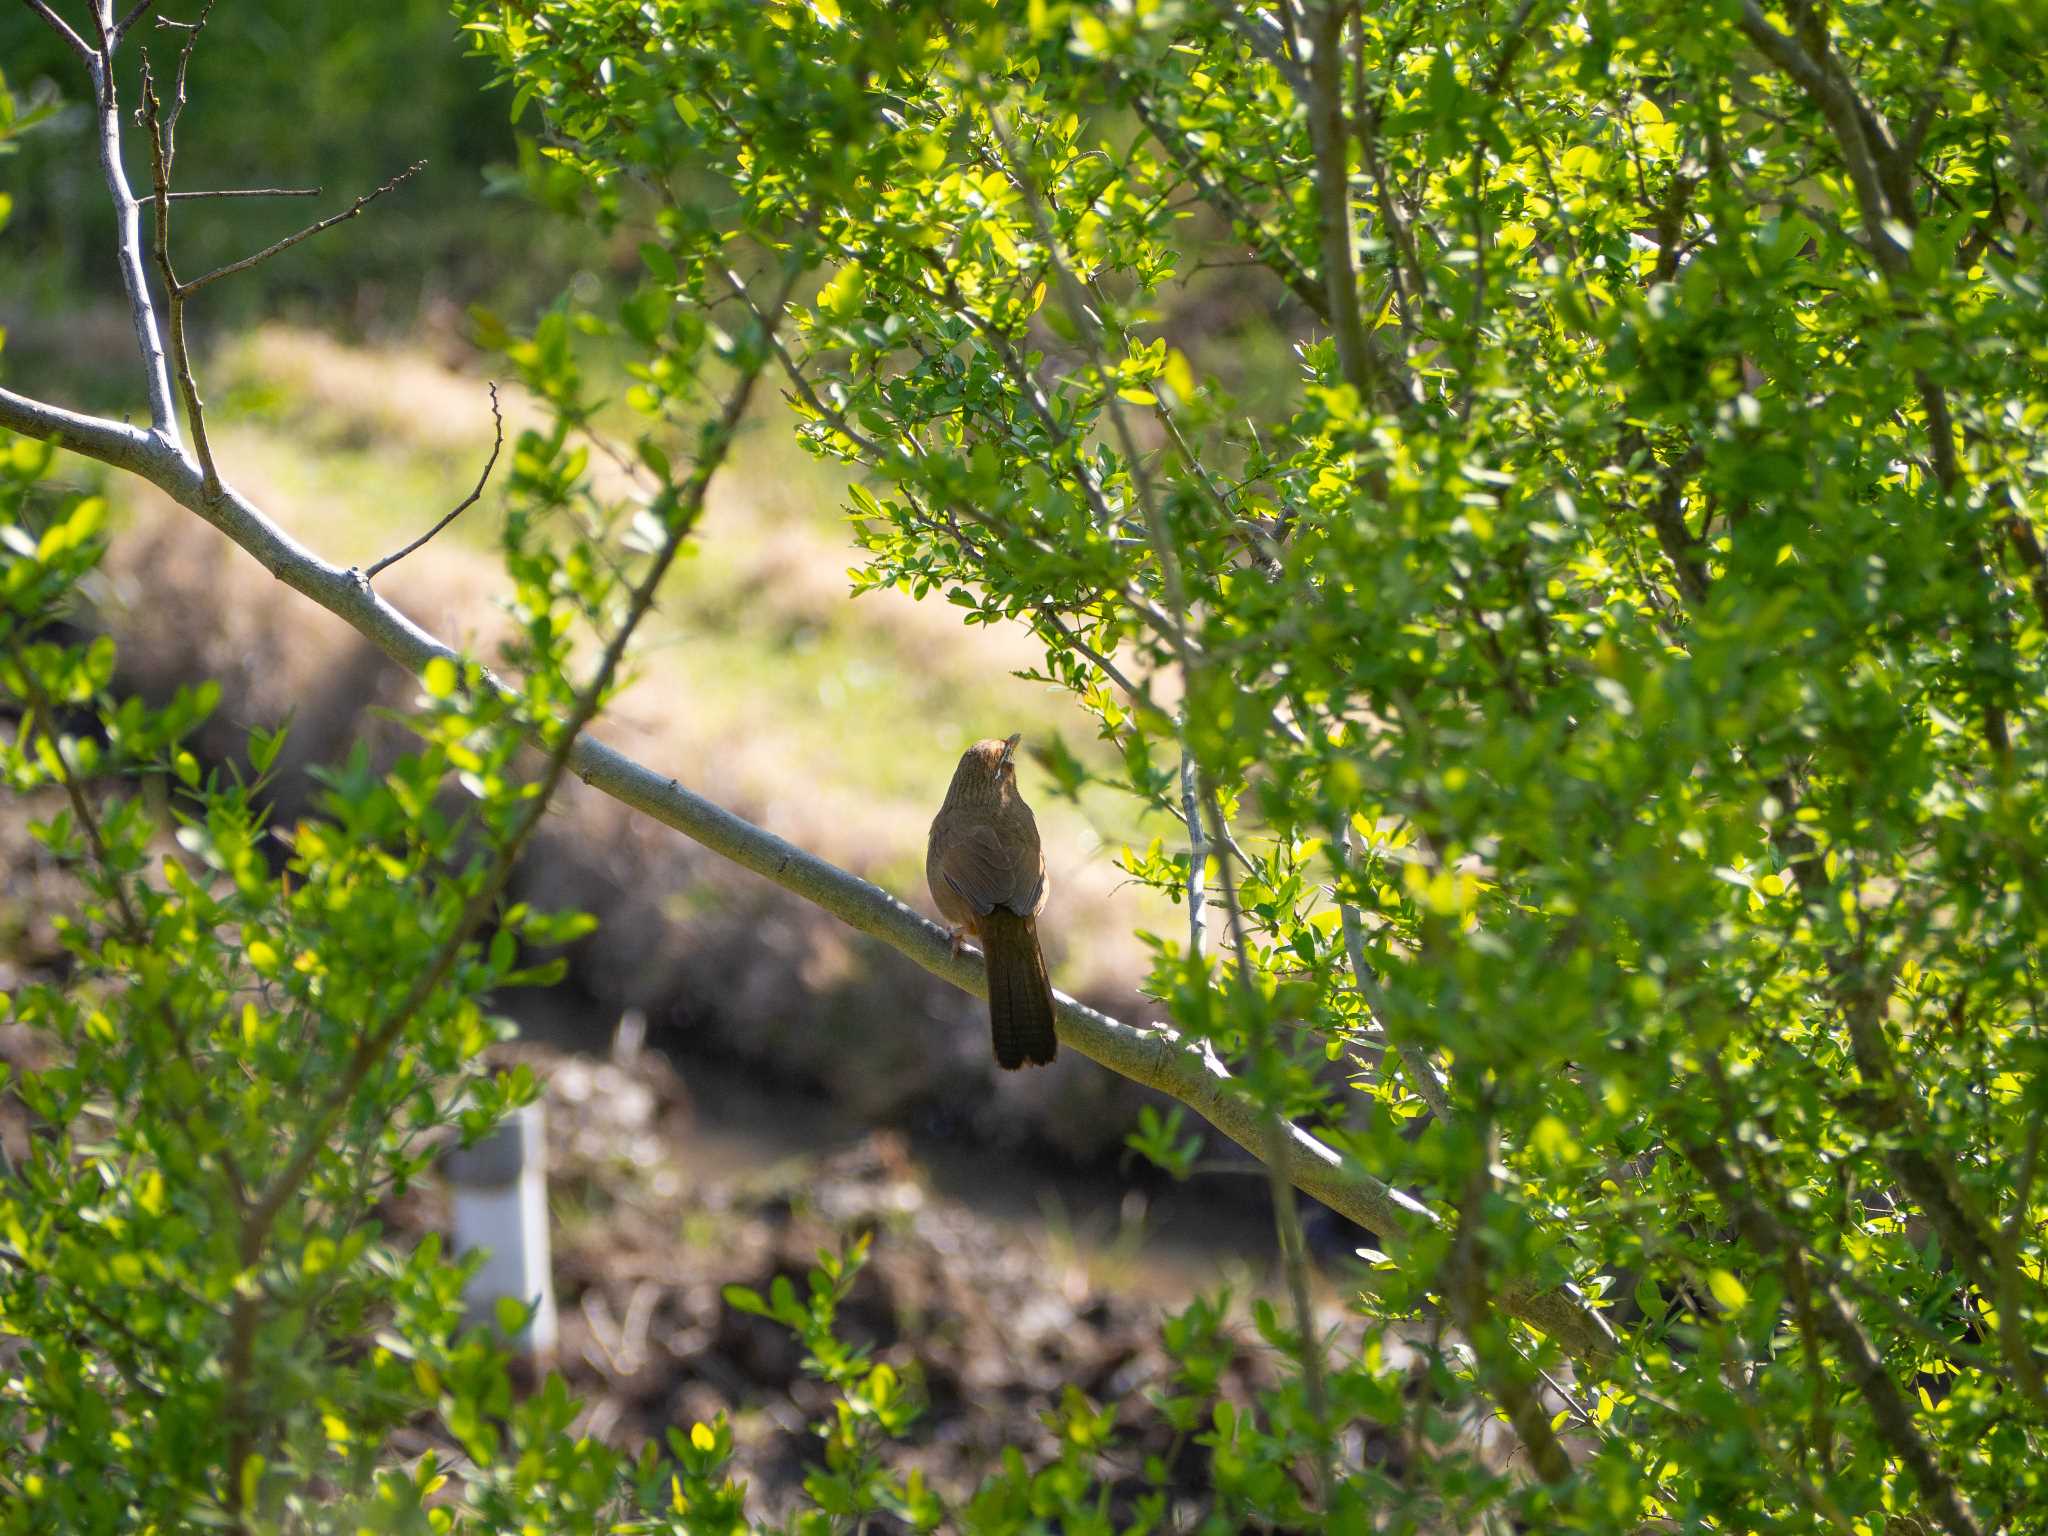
<box><xmin>927</xmin><ymin>734</ymin><xmax>1057</xmax><ymax>1069</ymax></box>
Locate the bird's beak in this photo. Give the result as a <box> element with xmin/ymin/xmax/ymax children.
<box><xmin>1000</xmin><ymin>733</ymin><xmax>1021</xmax><ymax>770</ymax></box>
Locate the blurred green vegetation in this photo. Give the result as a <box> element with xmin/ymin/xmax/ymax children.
<box><xmin>0</xmin><ymin>0</ymin><xmax>605</xmax><ymax>405</ymax></box>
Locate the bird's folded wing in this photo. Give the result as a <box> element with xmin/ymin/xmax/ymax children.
<box><xmin>939</xmin><ymin>822</ymin><xmax>1023</xmax><ymax>916</ymax></box>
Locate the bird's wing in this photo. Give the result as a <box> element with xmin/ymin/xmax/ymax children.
<box><xmin>1017</xmin><ymin>845</ymin><xmax>1046</xmax><ymax>916</ymax></box>
<box><xmin>938</xmin><ymin>822</ymin><xmax>1022</xmax><ymax>917</ymax></box>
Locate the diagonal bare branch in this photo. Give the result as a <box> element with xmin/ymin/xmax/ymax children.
<box><xmin>363</xmin><ymin>385</ymin><xmax>504</xmax><ymax>580</ymax></box>
<box><xmin>154</xmin><ymin>185</ymin><xmax>323</xmax><ymax>202</ymax></box>
<box><xmin>176</xmin><ymin>163</ymin><xmax>424</xmax><ymax>296</ymax></box>
<box><xmin>112</xmin><ymin>0</ymin><xmax>158</xmax><ymax>41</ymax></box>
<box><xmin>1736</xmin><ymin>0</ymin><xmax>1909</xmax><ymax>272</ymax></box>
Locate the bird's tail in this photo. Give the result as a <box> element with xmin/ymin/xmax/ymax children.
<box><xmin>981</xmin><ymin>910</ymin><xmax>1057</xmax><ymax>1069</ymax></box>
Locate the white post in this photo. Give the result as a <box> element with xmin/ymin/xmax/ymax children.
<box><xmin>443</xmin><ymin>1102</ymin><xmax>558</xmax><ymax>1360</ymax></box>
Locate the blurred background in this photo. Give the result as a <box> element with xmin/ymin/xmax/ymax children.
<box><xmin>0</xmin><ymin>1</ymin><xmax>1347</xmax><ymax>1493</ymax></box>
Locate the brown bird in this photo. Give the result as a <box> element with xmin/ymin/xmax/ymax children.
<box><xmin>927</xmin><ymin>734</ymin><xmax>1057</xmax><ymax>1069</ymax></box>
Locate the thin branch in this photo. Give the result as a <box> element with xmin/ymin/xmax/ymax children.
<box><xmin>153</xmin><ymin>185</ymin><xmax>323</xmax><ymax>201</ymax></box>
<box><xmin>1899</xmin><ymin>27</ymin><xmax>1961</xmax><ymax>168</ymax></box>
<box><xmin>1735</xmin><ymin>0</ymin><xmax>1909</xmax><ymax>273</ymax></box>
<box><xmin>1180</xmin><ymin>741</ymin><xmax>1208</xmax><ymax>960</ymax></box>
<box><xmin>718</xmin><ymin>265</ymin><xmax>892</xmax><ymax>462</ymax></box>
<box><xmin>113</xmin><ymin>0</ymin><xmax>158</xmax><ymax>41</ymax></box>
<box><xmin>363</xmin><ymin>384</ymin><xmax>504</xmax><ymax>580</ymax></box>
<box><xmin>64</xmin><ymin>33</ymin><xmax>182</xmax><ymax>441</ymax></box>
<box><xmin>137</xmin><ymin>51</ymin><xmax>218</xmax><ymax>492</ymax></box>
<box><xmin>1121</xmin><ymin>86</ymin><xmax>1331</xmax><ymax>322</ymax></box>
<box><xmin>177</xmin><ymin>162</ymin><xmax>424</xmax><ymax>296</ymax></box>
<box><xmin>1683</xmin><ymin>1133</ymin><xmax>1984</xmax><ymax>1536</ymax></box>
<box><xmin>1200</xmin><ymin>785</ymin><xmax>1336</xmax><ymax>1511</ymax></box>
<box><xmin>2006</xmin><ymin>512</ymin><xmax>2048</xmax><ymax>635</ymax></box>
<box><xmin>1336</xmin><ymin>822</ymin><xmax>1452</xmax><ymax>1122</ymax></box>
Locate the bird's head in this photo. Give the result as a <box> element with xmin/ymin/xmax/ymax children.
<box><xmin>948</xmin><ymin>733</ymin><xmax>1023</xmax><ymax>803</ymax></box>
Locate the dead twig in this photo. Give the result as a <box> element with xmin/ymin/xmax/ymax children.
<box><xmin>363</xmin><ymin>384</ymin><xmax>505</xmax><ymax>581</ymax></box>
<box><xmin>154</xmin><ymin>185</ymin><xmax>322</xmax><ymax>202</ymax></box>
<box><xmin>178</xmin><ymin>162</ymin><xmax>424</xmax><ymax>296</ymax></box>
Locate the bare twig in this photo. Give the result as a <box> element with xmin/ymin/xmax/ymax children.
<box><xmin>136</xmin><ymin>50</ymin><xmax>219</xmax><ymax>492</ymax></box>
<box><xmin>177</xmin><ymin>162</ymin><xmax>424</xmax><ymax>296</ymax></box>
<box><xmin>113</xmin><ymin>0</ymin><xmax>159</xmax><ymax>42</ymax></box>
<box><xmin>363</xmin><ymin>384</ymin><xmax>504</xmax><ymax>580</ymax></box>
<box><xmin>1304</xmin><ymin>2</ymin><xmax>1379</xmax><ymax>403</ymax></box>
<box><xmin>154</xmin><ymin>185</ymin><xmax>323</xmax><ymax>201</ymax></box>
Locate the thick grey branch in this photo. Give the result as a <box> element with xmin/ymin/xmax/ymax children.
<box><xmin>81</xmin><ymin>47</ymin><xmax>182</xmax><ymax>441</ymax></box>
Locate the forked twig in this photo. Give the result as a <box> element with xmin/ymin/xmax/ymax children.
<box><xmin>364</xmin><ymin>384</ymin><xmax>505</xmax><ymax>581</ymax></box>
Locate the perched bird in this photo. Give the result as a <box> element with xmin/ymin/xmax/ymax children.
<box><xmin>927</xmin><ymin>734</ymin><xmax>1057</xmax><ymax>1069</ymax></box>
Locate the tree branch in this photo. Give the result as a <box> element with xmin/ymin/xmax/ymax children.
<box><xmin>363</xmin><ymin>383</ymin><xmax>503</xmax><ymax>580</ymax></box>
<box><xmin>1304</xmin><ymin>2</ymin><xmax>1379</xmax><ymax>403</ymax></box>
<box><xmin>176</xmin><ymin>162</ymin><xmax>424</xmax><ymax>296</ymax></box>
<box><xmin>0</xmin><ymin>379</ymin><xmax>1620</xmax><ymax>1367</ymax></box>
<box><xmin>1336</xmin><ymin>822</ymin><xmax>1451</xmax><ymax>1122</ymax></box>
<box><xmin>153</xmin><ymin>185</ymin><xmax>323</xmax><ymax>202</ymax></box>
<box><xmin>112</xmin><ymin>0</ymin><xmax>158</xmax><ymax>42</ymax></box>
<box><xmin>75</xmin><ymin>41</ymin><xmax>182</xmax><ymax>442</ymax></box>
<box><xmin>1735</xmin><ymin>0</ymin><xmax>1910</xmax><ymax>273</ymax></box>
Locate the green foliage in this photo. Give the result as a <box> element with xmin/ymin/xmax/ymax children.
<box><xmin>451</xmin><ymin>0</ymin><xmax>2048</xmax><ymax>1529</ymax></box>
<box><xmin>5</xmin><ymin>0</ymin><xmax>2048</xmax><ymax>1527</ymax></box>
<box><xmin>0</xmin><ymin>299</ymin><xmax>776</xmax><ymax>1525</ymax></box>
